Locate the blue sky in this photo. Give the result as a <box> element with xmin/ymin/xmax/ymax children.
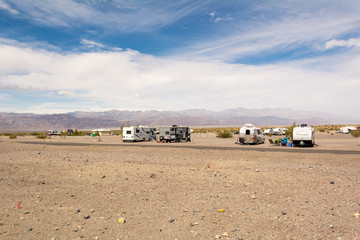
<box><xmin>0</xmin><ymin>0</ymin><xmax>360</xmax><ymax>118</ymax></box>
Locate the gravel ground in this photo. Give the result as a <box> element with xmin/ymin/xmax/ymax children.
<box><xmin>0</xmin><ymin>133</ymin><xmax>359</xmax><ymax>239</ymax></box>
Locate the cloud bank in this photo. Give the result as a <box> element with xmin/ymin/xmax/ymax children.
<box><xmin>0</xmin><ymin>41</ymin><xmax>359</xmax><ymax>117</ymax></box>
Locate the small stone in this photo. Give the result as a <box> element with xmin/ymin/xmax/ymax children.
<box><xmin>215</xmin><ymin>235</ymin><xmax>221</xmax><ymax>239</ymax></box>
<box><xmin>73</xmin><ymin>228</ymin><xmax>78</xmax><ymax>232</ymax></box>
<box><xmin>169</xmin><ymin>218</ymin><xmax>175</xmax><ymax>223</ymax></box>
<box><xmin>281</xmin><ymin>211</ymin><xmax>287</xmax><ymax>215</ymax></box>
<box><xmin>255</xmin><ymin>169</ymin><xmax>260</xmax><ymax>172</ymax></box>
<box><xmin>95</xmin><ymin>237</ymin><xmax>99</xmax><ymax>240</ymax></box>
<box><xmin>251</xmin><ymin>195</ymin><xmax>256</xmax><ymax>199</ymax></box>
<box><xmin>222</xmin><ymin>232</ymin><xmax>229</xmax><ymax>237</ymax></box>
<box><xmin>24</xmin><ymin>211</ymin><xmax>29</xmax><ymax>214</ymax></box>
<box><xmin>150</xmin><ymin>174</ymin><xmax>156</xmax><ymax>178</ymax></box>
<box><xmin>84</xmin><ymin>215</ymin><xmax>91</xmax><ymax>219</ymax></box>
<box><xmin>28</xmin><ymin>228</ymin><xmax>33</xmax><ymax>231</ymax></box>
<box><xmin>101</xmin><ymin>175</ymin><xmax>106</xmax><ymax>179</ymax></box>
<box><xmin>330</xmin><ymin>180</ymin><xmax>335</xmax><ymax>184</ymax></box>
<box><xmin>41</xmin><ymin>181</ymin><xmax>45</xmax><ymax>184</ymax></box>
<box><xmin>76</xmin><ymin>209</ymin><xmax>80</xmax><ymax>213</ymax></box>
<box><xmin>55</xmin><ymin>227</ymin><xmax>59</xmax><ymax>231</ymax></box>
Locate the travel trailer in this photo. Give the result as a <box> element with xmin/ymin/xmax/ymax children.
<box><xmin>237</xmin><ymin>124</ymin><xmax>265</xmax><ymax>145</ymax></box>
<box><xmin>272</xmin><ymin>128</ymin><xmax>287</xmax><ymax>135</ymax></box>
<box><xmin>123</xmin><ymin>126</ymin><xmax>157</xmax><ymax>142</ymax></box>
<box><xmin>159</xmin><ymin>125</ymin><xmax>191</xmax><ymax>143</ymax></box>
<box><xmin>292</xmin><ymin>124</ymin><xmax>315</xmax><ymax>147</ymax></box>
<box><xmin>339</xmin><ymin>126</ymin><xmax>357</xmax><ymax>134</ymax></box>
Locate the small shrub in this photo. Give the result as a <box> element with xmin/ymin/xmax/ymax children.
<box><xmin>350</xmin><ymin>130</ymin><xmax>360</xmax><ymax>138</ymax></box>
<box><xmin>30</xmin><ymin>132</ymin><xmax>40</xmax><ymax>136</ymax></box>
<box><xmin>217</xmin><ymin>130</ymin><xmax>233</xmax><ymax>138</ymax></box>
<box><xmin>36</xmin><ymin>134</ymin><xmax>46</xmax><ymax>139</ymax></box>
<box><xmin>9</xmin><ymin>134</ymin><xmax>17</xmax><ymax>139</ymax></box>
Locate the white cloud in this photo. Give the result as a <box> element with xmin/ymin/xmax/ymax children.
<box><xmin>80</xmin><ymin>39</ymin><xmax>104</xmax><ymax>48</ymax></box>
<box><xmin>0</xmin><ymin>41</ymin><xmax>360</xmax><ymax>117</ymax></box>
<box><xmin>3</xmin><ymin>0</ymin><xmax>206</xmax><ymax>32</ymax></box>
<box><xmin>56</xmin><ymin>90</ymin><xmax>78</xmax><ymax>98</ymax></box>
<box><xmin>325</xmin><ymin>38</ymin><xmax>360</xmax><ymax>49</ymax></box>
<box><xmin>172</xmin><ymin>1</ymin><xmax>360</xmax><ymax>62</ymax></box>
<box><xmin>0</xmin><ymin>0</ymin><xmax>19</xmax><ymax>14</ymax></box>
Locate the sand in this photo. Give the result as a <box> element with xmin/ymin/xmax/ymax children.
<box><xmin>0</xmin><ymin>132</ymin><xmax>359</xmax><ymax>239</ymax></box>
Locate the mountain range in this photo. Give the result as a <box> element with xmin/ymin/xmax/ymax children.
<box><xmin>0</xmin><ymin>108</ymin><xmax>357</xmax><ymax>132</ymax></box>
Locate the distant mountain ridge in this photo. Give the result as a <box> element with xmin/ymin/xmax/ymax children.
<box><xmin>0</xmin><ymin>108</ymin><xmax>357</xmax><ymax>132</ymax></box>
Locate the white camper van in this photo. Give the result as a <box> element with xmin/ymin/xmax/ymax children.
<box><xmin>237</xmin><ymin>124</ymin><xmax>265</xmax><ymax>145</ymax></box>
<box><xmin>292</xmin><ymin>124</ymin><xmax>315</xmax><ymax>147</ymax></box>
<box><xmin>123</xmin><ymin>126</ymin><xmax>157</xmax><ymax>142</ymax></box>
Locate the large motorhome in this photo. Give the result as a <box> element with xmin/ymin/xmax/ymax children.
<box><xmin>123</xmin><ymin>126</ymin><xmax>157</xmax><ymax>142</ymax></box>
<box><xmin>237</xmin><ymin>124</ymin><xmax>265</xmax><ymax>145</ymax></box>
<box><xmin>159</xmin><ymin>125</ymin><xmax>191</xmax><ymax>143</ymax></box>
<box><xmin>292</xmin><ymin>124</ymin><xmax>315</xmax><ymax>147</ymax></box>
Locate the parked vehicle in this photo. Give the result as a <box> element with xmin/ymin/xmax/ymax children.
<box><xmin>292</xmin><ymin>124</ymin><xmax>315</xmax><ymax>147</ymax></box>
<box><xmin>123</xmin><ymin>126</ymin><xmax>157</xmax><ymax>142</ymax></box>
<box><xmin>339</xmin><ymin>126</ymin><xmax>357</xmax><ymax>134</ymax></box>
<box><xmin>159</xmin><ymin>125</ymin><xmax>191</xmax><ymax>143</ymax></box>
<box><xmin>47</xmin><ymin>130</ymin><xmax>60</xmax><ymax>136</ymax></box>
<box><xmin>237</xmin><ymin>124</ymin><xmax>265</xmax><ymax>145</ymax></box>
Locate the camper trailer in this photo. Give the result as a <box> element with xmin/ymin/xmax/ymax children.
<box><xmin>237</xmin><ymin>124</ymin><xmax>265</xmax><ymax>145</ymax></box>
<box><xmin>339</xmin><ymin>126</ymin><xmax>357</xmax><ymax>134</ymax></box>
<box><xmin>159</xmin><ymin>125</ymin><xmax>191</xmax><ymax>143</ymax></box>
<box><xmin>123</xmin><ymin>126</ymin><xmax>157</xmax><ymax>142</ymax></box>
<box><xmin>292</xmin><ymin>124</ymin><xmax>315</xmax><ymax>147</ymax></box>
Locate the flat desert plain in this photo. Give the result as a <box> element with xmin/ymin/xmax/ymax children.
<box><xmin>0</xmin><ymin>132</ymin><xmax>359</xmax><ymax>240</ymax></box>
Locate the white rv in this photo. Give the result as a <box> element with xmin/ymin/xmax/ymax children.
<box><xmin>292</xmin><ymin>124</ymin><xmax>315</xmax><ymax>147</ymax></box>
<box><xmin>123</xmin><ymin>126</ymin><xmax>157</xmax><ymax>142</ymax></box>
<box><xmin>339</xmin><ymin>126</ymin><xmax>357</xmax><ymax>134</ymax></box>
<box><xmin>237</xmin><ymin>124</ymin><xmax>265</xmax><ymax>145</ymax></box>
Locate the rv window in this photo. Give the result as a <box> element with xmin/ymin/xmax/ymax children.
<box><xmin>257</xmin><ymin>129</ymin><xmax>261</xmax><ymax>134</ymax></box>
<box><xmin>136</xmin><ymin>129</ymin><xmax>140</xmax><ymax>133</ymax></box>
<box><xmin>165</xmin><ymin>131</ymin><xmax>170</xmax><ymax>135</ymax></box>
<box><xmin>146</xmin><ymin>131</ymin><xmax>150</xmax><ymax>134</ymax></box>
<box><xmin>126</xmin><ymin>131</ymin><xmax>131</xmax><ymax>134</ymax></box>
<box><xmin>246</xmin><ymin>129</ymin><xmax>250</xmax><ymax>135</ymax></box>
<box><xmin>171</xmin><ymin>128</ymin><xmax>174</xmax><ymax>131</ymax></box>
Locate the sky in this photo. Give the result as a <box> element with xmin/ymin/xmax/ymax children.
<box><xmin>0</xmin><ymin>0</ymin><xmax>360</xmax><ymax>118</ymax></box>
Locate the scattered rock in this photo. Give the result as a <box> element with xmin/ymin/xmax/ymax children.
<box><xmin>84</xmin><ymin>215</ymin><xmax>91</xmax><ymax>219</ymax></box>
<box><xmin>101</xmin><ymin>175</ymin><xmax>106</xmax><ymax>179</ymax></box>
<box><xmin>76</xmin><ymin>209</ymin><xmax>80</xmax><ymax>213</ymax></box>
<box><xmin>73</xmin><ymin>228</ymin><xmax>78</xmax><ymax>232</ymax></box>
<box><xmin>222</xmin><ymin>232</ymin><xmax>229</xmax><ymax>237</ymax></box>
<box><xmin>251</xmin><ymin>195</ymin><xmax>256</xmax><ymax>199</ymax></box>
<box><xmin>28</xmin><ymin>228</ymin><xmax>33</xmax><ymax>231</ymax></box>
<box><xmin>150</xmin><ymin>174</ymin><xmax>156</xmax><ymax>178</ymax></box>
<box><xmin>281</xmin><ymin>211</ymin><xmax>287</xmax><ymax>215</ymax></box>
<box><xmin>169</xmin><ymin>218</ymin><xmax>175</xmax><ymax>223</ymax></box>
<box><xmin>330</xmin><ymin>180</ymin><xmax>335</xmax><ymax>184</ymax></box>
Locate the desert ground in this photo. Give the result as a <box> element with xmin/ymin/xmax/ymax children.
<box><xmin>0</xmin><ymin>132</ymin><xmax>359</xmax><ymax>239</ymax></box>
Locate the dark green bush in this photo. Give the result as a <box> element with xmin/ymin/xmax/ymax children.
<box><xmin>350</xmin><ymin>130</ymin><xmax>360</xmax><ymax>138</ymax></box>
<box><xmin>9</xmin><ymin>134</ymin><xmax>17</xmax><ymax>139</ymax></box>
<box><xmin>217</xmin><ymin>130</ymin><xmax>233</xmax><ymax>138</ymax></box>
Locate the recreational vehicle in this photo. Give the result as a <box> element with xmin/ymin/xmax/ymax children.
<box><xmin>339</xmin><ymin>126</ymin><xmax>357</xmax><ymax>134</ymax></box>
<box><xmin>292</xmin><ymin>124</ymin><xmax>315</xmax><ymax>147</ymax></box>
<box><xmin>237</xmin><ymin>124</ymin><xmax>265</xmax><ymax>145</ymax></box>
<box><xmin>159</xmin><ymin>125</ymin><xmax>191</xmax><ymax>143</ymax></box>
<box><xmin>123</xmin><ymin>126</ymin><xmax>157</xmax><ymax>142</ymax></box>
